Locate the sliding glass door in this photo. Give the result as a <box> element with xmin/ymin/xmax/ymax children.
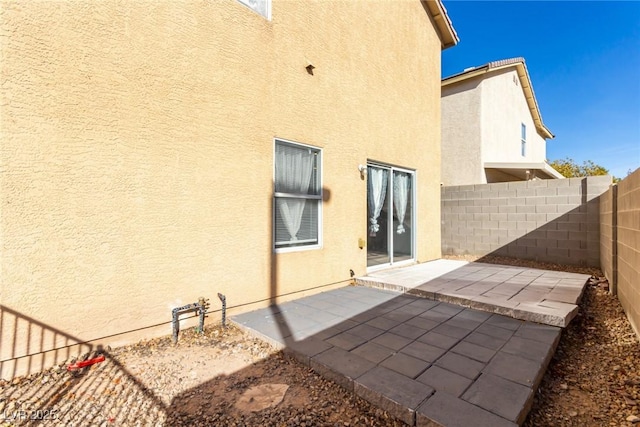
<box><xmin>366</xmin><ymin>164</ymin><xmax>415</xmax><ymax>269</ymax></box>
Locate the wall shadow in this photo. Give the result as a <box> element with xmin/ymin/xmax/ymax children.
<box><xmin>267</xmin><ymin>186</ymin><xmax>333</xmax><ymax>350</ymax></box>
<box><xmin>0</xmin><ymin>305</ymin><xmax>94</xmax><ymax>380</ymax></box>
<box><xmin>441</xmin><ymin>177</ymin><xmax>610</xmax><ymax>267</ymax></box>
<box><xmin>478</xmin><ymin>199</ymin><xmax>601</xmax><ymax>267</ymax></box>
<box><xmin>0</xmin><ymin>306</ymin><xmax>167</xmax><ymax>425</ymax></box>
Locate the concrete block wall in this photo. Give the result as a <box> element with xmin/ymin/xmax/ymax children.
<box><xmin>601</xmin><ymin>169</ymin><xmax>640</xmax><ymax>339</ymax></box>
<box><xmin>441</xmin><ymin>176</ymin><xmax>612</xmax><ymax>267</ymax></box>
<box><xmin>599</xmin><ymin>184</ymin><xmax>616</xmax><ymax>286</ymax></box>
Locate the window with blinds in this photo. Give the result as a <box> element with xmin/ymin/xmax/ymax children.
<box><xmin>274</xmin><ymin>139</ymin><xmax>322</xmax><ymax>251</ymax></box>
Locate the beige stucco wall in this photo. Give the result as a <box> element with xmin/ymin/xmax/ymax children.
<box><xmin>481</xmin><ymin>68</ymin><xmax>547</xmax><ymax>165</ymax></box>
<box><xmin>441</xmin><ymin>78</ymin><xmax>483</xmax><ymax>186</ymax></box>
<box><xmin>0</xmin><ymin>0</ymin><xmax>444</xmax><ymax>378</ymax></box>
<box><xmin>441</xmin><ymin>67</ymin><xmax>550</xmax><ymax>186</ymax></box>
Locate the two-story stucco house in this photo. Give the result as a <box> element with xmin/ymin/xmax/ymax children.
<box><xmin>441</xmin><ymin>57</ymin><xmax>563</xmax><ymax>186</ymax></box>
<box><xmin>0</xmin><ymin>1</ymin><xmax>457</xmax><ymax>378</ymax></box>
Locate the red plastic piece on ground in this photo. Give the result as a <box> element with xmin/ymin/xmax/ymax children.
<box><xmin>67</xmin><ymin>355</ymin><xmax>106</xmax><ymax>371</ymax></box>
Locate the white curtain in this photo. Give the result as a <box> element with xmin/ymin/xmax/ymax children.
<box><xmin>393</xmin><ymin>172</ymin><xmax>410</xmax><ymax>234</ymax></box>
<box><xmin>275</xmin><ymin>147</ymin><xmax>314</xmax><ymax>241</ymax></box>
<box><xmin>237</xmin><ymin>0</ymin><xmax>269</xmax><ymax>18</ymax></box>
<box><xmin>367</xmin><ymin>167</ymin><xmax>388</xmax><ymax>237</ymax></box>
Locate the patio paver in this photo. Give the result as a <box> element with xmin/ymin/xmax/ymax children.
<box><xmin>232</xmin><ymin>279</ymin><xmax>563</xmax><ymax>426</ymax></box>
<box><xmin>356</xmin><ymin>260</ymin><xmax>590</xmax><ymax>327</ymax></box>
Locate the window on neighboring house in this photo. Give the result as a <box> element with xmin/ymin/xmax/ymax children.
<box><xmin>521</xmin><ymin>123</ymin><xmax>527</xmax><ymax>157</ymax></box>
<box><xmin>236</xmin><ymin>0</ymin><xmax>271</xmax><ymax>20</ymax></box>
<box><xmin>274</xmin><ymin>139</ymin><xmax>321</xmax><ymax>251</ymax></box>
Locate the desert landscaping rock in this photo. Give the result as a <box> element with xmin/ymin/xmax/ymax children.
<box><xmin>0</xmin><ymin>325</ymin><xmax>406</xmax><ymax>426</ymax></box>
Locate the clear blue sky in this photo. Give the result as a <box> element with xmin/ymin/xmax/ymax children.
<box><xmin>442</xmin><ymin>1</ymin><xmax>640</xmax><ymax>179</ymax></box>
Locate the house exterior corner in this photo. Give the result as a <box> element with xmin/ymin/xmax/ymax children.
<box><xmin>0</xmin><ymin>0</ymin><xmax>451</xmax><ymax>379</ymax></box>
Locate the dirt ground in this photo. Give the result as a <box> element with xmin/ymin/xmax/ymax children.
<box><xmin>525</xmin><ymin>280</ymin><xmax>640</xmax><ymax>426</ymax></box>
<box><xmin>525</xmin><ymin>283</ymin><xmax>640</xmax><ymax>427</ymax></box>
<box><xmin>1</xmin><ymin>324</ymin><xmax>405</xmax><ymax>427</ymax></box>
<box><xmin>1</xmin><ymin>255</ymin><xmax>639</xmax><ymax>426</ymax></box>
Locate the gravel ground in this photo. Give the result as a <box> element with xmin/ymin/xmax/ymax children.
<box><xmin>0</xmin><ymin>325</ymin><xmax>404</xmax><ymax>427</ymax></box>
<box><xmin>1</xmin><ymin>255</ymin><xmax>638</xmax><ymax>426</ymax></box>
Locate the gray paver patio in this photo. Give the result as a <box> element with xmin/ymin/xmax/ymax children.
<box><xmin>232</xmin><ymin>260</ymin><xmax>587</xmax><ymax>425</ymax></box>
<box><xmin>232</xmin><ymin>281</ymin><xmax>564</xmax><ymax>426</ymax></box>
<box><xmin>356</xmin><ymin>260</ymin><xmax>590</xmax><ymax>327</ymax></box>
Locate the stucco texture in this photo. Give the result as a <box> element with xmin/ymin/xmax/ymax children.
<box><xmin>441</xmin><ymin>68</ymin><xmax>549</xmax><ymax>186</ymax></box>
<box><xmin>440</xmin><ymin>78</ymin><xmax>483</xmax><ymax>186</ymax></box>
<box><xmin>0</xmin><ymin>0</ymin><xmax>444</xmax><ymax>378</ymax></box>
<box><xmin>480</xmin><ymin>69</ymin><xmax>547</xmax><ymax>164</ymax></box>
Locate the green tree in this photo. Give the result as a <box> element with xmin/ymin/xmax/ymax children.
<box><xmin>549</xmin><ymin>157</ymin><xmax>610</xmax><ymax>178</ymax></box>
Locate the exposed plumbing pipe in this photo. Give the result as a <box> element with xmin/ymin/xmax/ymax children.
<box><xmin>218</xmin><ymin>293</ymin><xmax>227</xmax><ymax>328</ymax></box>
<box><xmin>172</xmin><ymin>297</ymin><xmax>209</xmax><ymax>344</ymax></box>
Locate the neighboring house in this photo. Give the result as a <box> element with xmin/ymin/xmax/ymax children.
<box><xmin>0</xmin><ymin>1</ymin><xmax>457</xmax><ymax>378</ymax></box>
<box><xmin>441</xmin><ymin>57</ymin><xmax>563</xmax><ymax>186</ymax></box>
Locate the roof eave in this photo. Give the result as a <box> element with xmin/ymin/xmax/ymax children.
<box><xmin>442</xmin><ymin>60</ymin><xmax>554</xmax><ymax>139</ymax></box>
<box><xmin>543</xmin><ymin>162</ymin><xmax>565</xmax><ymax>179</ymax></box>
<box><xmin>514</xmin><ymin>63</ymin><xmax>555</xmax><ymax>139</ymax></box>
<box><xmin>484</xmin><ymin>162</ymin><xmax>565</xmax><ymax>180</ymax></box>
<box><xmin>424</xmin><ymin>0</ymin><xmax>459</xmax><ymax>50</ymax></box>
